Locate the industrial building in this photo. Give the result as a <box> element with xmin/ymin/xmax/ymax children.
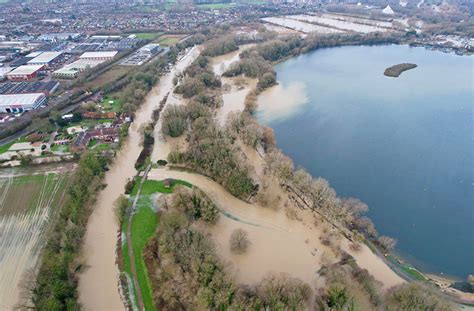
<box><xmin>6</xmin><ymin>65</ymin><xmax>44</xmax><ymax>81</ymax></box>
<box><xmin>120</xmin><ymin>44</ymin><xmax>162</xmax><ymax>66</ymax></box>
<box><xmin>53</xmin><ymin>58</ymin><xmax>104</xmax><ymax>79</ymax></box>
<box><xmin>0</xmin><ymin>93</ymin><xmax>47</xmax><ymax>113</ymax></box>
<box><xmin>0</xmin><ymin>81</ymin><xmax>59</xmax><ymax>96</ymax></box>
<box><xmin>79</xmin><ymin>51</ymin><xmax>118</xmax><ymax>61</ymax></box>
<box><xmin>27</xmin><ymin>51</ymin><xmax>63</xmax><ymax>66</ymax></box>
<box><xmin>37</xmin><ymin>32</ymin><xmax>81</xmax><ymax>42</ymax></box>
<box><xmin>140</xmin><ymin>43</ymin><xmax>161</xmax><ymax>55</ymax></box>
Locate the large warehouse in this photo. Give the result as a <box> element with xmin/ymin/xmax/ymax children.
<box><xmin>79</xmin><ymin>51</ymin><xmax>118</xmax><ymax>61</ymax></box>
<box><xmin>0</xmin><ymin>93</ymin><xmax>47</xmax><ymax>113</ymax></box>
<box><xmin>6</xmin><ymin>65</ymin><xmax>44</xmax><ymax>81</ymax></box>
<box><xmin>53</xmin><ymin>58</ymin><xmax>104</xmax><ymax>79</ymax></box>
<box><xmin>27</xmin><ymin>51</ymin><xmax>63</xmax><ymax>66</ymax></box>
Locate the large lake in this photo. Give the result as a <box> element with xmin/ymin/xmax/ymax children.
<box><xmin>257</xmin><ymin>45</ymin><xmax>473</xmax><ymax>279</ymax></box>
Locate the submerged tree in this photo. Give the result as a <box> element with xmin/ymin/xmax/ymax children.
<box><xmin>230</xmin><ymin>228</ymin><xmax>250</xmax><ymax>254</ymax></box>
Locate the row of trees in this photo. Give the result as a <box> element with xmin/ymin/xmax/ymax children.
<box><xmin>201</xmin><ymin>35</ymin><xmax>239</xmax><ymax>57</ymax></box>
<box><xmin>263</xmin><ymin>147</ymin><xmax>399</xmax><ymax>251</ymax></box>
<box><xmin>316</xmin><ymin>254</ymin><xmax>452</xmax><ymax>310</ymax></box>
<box><xmin>32</xmin><ymin>153</ymin><xmax>108</xmax><ymax>309</ymax></box>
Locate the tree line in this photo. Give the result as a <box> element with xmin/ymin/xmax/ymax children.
<box><xmin>31</xmin><ymin>153</ymin><xmax>108</xmax><ymax>310</ymax></box>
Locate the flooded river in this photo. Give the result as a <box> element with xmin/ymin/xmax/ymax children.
<box><xmin>77</xmin><ymin>46</ymin><xmax>200</xmax><ymax>311</ymax></box>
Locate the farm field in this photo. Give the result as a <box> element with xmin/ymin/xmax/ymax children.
<box><xmin>122</xmin><ymin>178</ymin><xmax>191</xmax><ymax>310</ymax></box>
<box><xmin>83</xmin><ymin>65</ymin><xmax>134</xmax><ymax>90</ymax></box>
<box><xmin>156</xmin><ymin>34</ymin><xmax>186</xmax><ymax>46</ymax></box>
<box><xmin>0</xmin><ymin>164</ymin><xmax>74</xmax><ymax>309</ymax></box>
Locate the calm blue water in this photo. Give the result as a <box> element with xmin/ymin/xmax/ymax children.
<box><xmin>258</xmin><ymin>45</ymin><xmax>473</xmax><ymax>279</ymax></box>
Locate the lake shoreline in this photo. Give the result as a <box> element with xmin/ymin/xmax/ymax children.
<box><xmin>253</xmin><ymin>44</ymin><xmax>473</xmax><ymax>306</ymax></box>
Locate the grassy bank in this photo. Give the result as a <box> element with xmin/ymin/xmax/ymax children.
<box><xmin>122</xmin><ymin>178</ymin><xmax>192</xmax><ymax>310</ymax></box>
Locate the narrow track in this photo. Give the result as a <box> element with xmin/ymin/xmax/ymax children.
<box><xmin>126</xmin><ymin>164</ymin><xmax>151</xmax><ymax>311</ymax></box>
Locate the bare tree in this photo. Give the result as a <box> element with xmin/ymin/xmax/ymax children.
<box><xmin>230</xmin><ymin>228</ymin><xmax>250</xmax><ymax>254</ymax></box>
<box><xmin>378</xmin><ymin>236</ymin><xmax>397</xmax><ymax>251</ymax></box>
<box><xmin>264</xmin><ymin>149</ymin><xmax>294</xmax><ymax>183</ymax></box>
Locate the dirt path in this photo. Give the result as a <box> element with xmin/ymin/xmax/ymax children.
<box><xmin>126</xmin><ymin>165</ymin><xmax>151</xmax><ymax>311</ymax></box>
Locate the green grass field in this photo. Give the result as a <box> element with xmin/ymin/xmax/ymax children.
<box><xmin>122</xmin><ymin>178</ymin><xmax>192</xmax><ymax>310</ymax></box>
<box><xmin>0</xmin><ymin>141</ymin><xmax>15</xmax><ymax>155</ymax></box>
<box><xmin>386</xmin><ymin>254</ymin><xmax>427</xmax><ymax>281</ymax></box>
<box><xmin>101</xmin><ymin>95</ymin><xmax>123</xmax><ymax>112</ymax></box>
<box><xmin>0</xmin><ymin>136</ymin><xmax>28</xmax><ymax>155</ymax></box>
<box><xmin>133</xmin><ymin>32</ymin><xmax>164</xmax><ymax>40</ymax></box>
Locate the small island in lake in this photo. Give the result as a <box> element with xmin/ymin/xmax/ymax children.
<box><xmin>384</xmin><ymin>63</ymin><xmax>417</xmax><ymax>77</ymax></box>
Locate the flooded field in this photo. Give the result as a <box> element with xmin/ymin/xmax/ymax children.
<box><xmin>263</xmin><ymin>23</ymin><xmax>303</xmax><ymax>36</ymax></box>
<box><xmin>262</xmin><ymin>16</ymin><xmax>344</xmax><ymax>34</ymax></box>
<box><xmin>210</xmin><ymin>44</ymin><xmax>257</xmax><ymax>125</ymax></box>
<box><xmin>0</xmin><ymin>164</ymin><xmax>73</xmax><ymax>309</ymax></box>
<box><xmin>289</xmin><ymin>14</ymin><xmax>392</xmax><ymax>33</ymax></box>
<box><xmin>148</xmin><ymin>168</ymin><xmax>403</xmax><ymax>291</ymax></box>
<box><xmin>323</xmin><ymin>13</ymin><xmax>395</xmax><ymax>28</ymax></box>
<box><xmin>263</xmin><ymin>13</ymin><xmax>402</xmax><ymax>35</ymax></box>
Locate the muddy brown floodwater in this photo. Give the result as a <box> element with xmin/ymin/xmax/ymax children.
<box><xmin>148</xmin><ymin>167</ymin><xmax>404</xmax><ymax>308</ymax></box>
<box><xmin>77</xmin><ymin>46</ymin><xmax>200</xmax><ymax>311</ymax></box>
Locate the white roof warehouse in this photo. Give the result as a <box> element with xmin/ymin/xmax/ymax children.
<box><xmin>0</xmin><ymin>93</ymin><xmax>47</xmax><ymax>113</ymax></box>
<box><xmin>79</xmin><ymin>51</ymin><xmax>118</xmax><ymax>60</ymax></box>
<box><xmin>27</xmin><ymin>51</ymin><xmax>63</xmax><ymax>66</ymax></box>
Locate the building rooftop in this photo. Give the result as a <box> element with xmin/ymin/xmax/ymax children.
<box><xmin>27</xmin><ymin>51</ymin><xmax>62</xmax><ymax>64</ymax></box>
<box><xmin>25</xmin><ymin>51</ymin><xmax>43</xmax><ymax>58</ymax></box>
<box><xmin>0</xmin><ymin>93</ymin><xmax>45</xmax><ymax>107</ymax></box>
<box><xmin>80</xmin><ymin>51</ymin><xmax>118</xmax><ymax>59</ymax></box>
<box><xmin>54</xmin><ymin>58</ymin><xmax>104</xmax><ymax>76</ymax></box>
<box><xmin>7</xmin><ymin>65</ymin><xmax>44</xmax><ymax>75</ymax></box>
<box><xmin>0</xmin><ymin>81</ymin><xmax>59</xmax><ymax>95</ymax></box>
